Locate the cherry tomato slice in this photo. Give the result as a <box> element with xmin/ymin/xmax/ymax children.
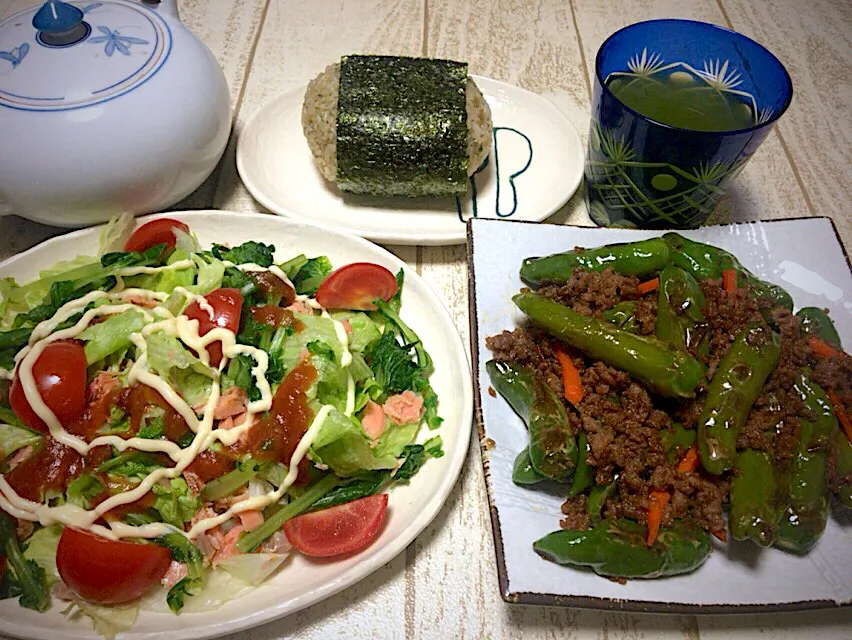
<box><xmin>282</xmin><ymin>493</ymin><xmax>388</xmax><ymax>557</ymax></box>
<box><xmin>56</xmin><ymin>527</ymin><xmax>171</xmax><ymax>605</ymax></box>
<box><xmin>183</xmin><ymin>288</ymin><xmax>243</xmax><ymax>367</ymax></box>
<box><xmin>9</xmin><ymin>341</ymin><xmax>87</xmax><ymax>433</ymax></box>
<box><xmin>315</xmin><ymin>263</ymin><xmax>398</xmax><ymax>311</ymax></box>
<box><xmin>124</xmin><ymin>218</ymin><xmax>190</xmax><ymax>254</ymax></box>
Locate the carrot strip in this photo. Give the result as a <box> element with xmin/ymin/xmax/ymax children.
<box><xmin>711</xmin><ymin>528</ymin><xmax>728</xmax><ymax>543</ymax></box>
<box><xmin>553</xmin><ymin>344</ymin><xmax>583</xmax><ymax>405</ymax></box>
<box><xmin>676</xmin><ymin>445</ymin><xmax>700</xmax><ymax>473</ymax></box>
<box><xmin>827</xmin><ymin>390</ymin><xmax>852</xmax><ymax>443</ymax></box>
<box><xmin>646</xmin><ymin>446</ymin><xmax>699</xmax><ymax>546</ymax></box>
<box><xmin>637</xmin><ymin>278</ymin><xmax>659</xmax><ymax>294</ymax></box>
<box><xmin>808</xmin><ymin>336</ymin><xmax>842</xmax><ymax>358</ymax></box>
<box><xmin>646</xmin><ymin>490</ymin><xmax>671</xmax><ymax>546</ymax></box>
<box><xmin>722</xmin><ymin>268</ymin><xmax>738</xmax><ymax>294</ymax></box>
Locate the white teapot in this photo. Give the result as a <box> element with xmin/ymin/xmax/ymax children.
<box><xmin>0</xmin><ymin>0</ymin><xmax>231</xmax><ymax>226</ymax></box>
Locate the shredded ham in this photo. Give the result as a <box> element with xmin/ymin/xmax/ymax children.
<box><xmin>161</xmin><ymin>561</ymin><xmax>188</xmax><ymax>588</ymax></box>
<box><xmin>184</xmin><ymin>471</ymin><xmax>205</xmax><ymax>496</ymax></box>
<box><xmin>212</xmin><ymin>387</ymin><xmax>247</xmax><ymax>420</ymax></box>
<box><xmin>52</xmin><ymin>581</ymin><xmax>77</xmax><ymax>601</ymax></box>
<box><xmin>213</xmin><ymin>488</ymin><xmax>249</xmax><ymax>511</ymax></box>
<box><xmin>361</xmin><ymin>401</ymin><xmax>386</xmax><ymax>440</ymax></box>
<box><xmin>382</xmin><ymin>391</ymin><xmax>424</xmax><ymax>426</ymax></box>
<box><xmin>238</xmin><ymin>509</ymin><xmax>264</xmax><ymax>532</ymax></box>
<box><xmin>123</xmin><ymin>294</ymin><xmax>159</xmax><ymax>309</ymax></box>
<box><xmin>211</xmin><ymin>524</ymin><xmax>245</xmax><ymax>566</ymax></box>
<box><xmin>7</xmin><ymin>445</ymin><xmax>33</xmax><ymax>472</ymax></box>
<box><xmin>287</xmin><ymin>300</ymin><xmax>312</xmax><ymax>315</ymax></box>
<box><xmin>88</xmin><ymin>371</ymin><xmax>121</xmax><ymax>402</ymax></box>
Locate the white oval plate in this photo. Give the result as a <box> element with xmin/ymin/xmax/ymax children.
<box><xmin>0</xmin><ymin>211</ymin><xmax>473</xmax><ymax>640</ymax></box>
<box><xmin>236</xmin><ymin>75</ymin><xmax>584</xmax><ymax>245</ymax></box>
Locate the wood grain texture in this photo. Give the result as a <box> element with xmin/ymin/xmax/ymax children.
<box><xmin>718</xmin><ymin>0</ymin><xmax>852</xmax><ymax>247</ymax></box>
<box><xmin>1</xmin><ymin>1</ymin><xmax>851</xmax><ymax>639</ymax></box>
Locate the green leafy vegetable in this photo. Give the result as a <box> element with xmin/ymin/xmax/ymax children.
<box><xmin>307</xmin><ymin>340</ymin><xmax>335</xmax><ymax>362</ymax></box>
<box><xmin>66</xmin><ymin>475</ymin><xmax>105</xmax><ymax>509</ymax></box>
<box><xmin>152</xmin><ymin>479</ymin><xmax>201</xmax><ymax>529</ymax></box>
<box><xmin>22</xmin><ymin>524</ymin><xmax>62</xmax><ymax>586</ymax></box>
<box><xmin>0</xmin><ymin>421</ymin><xmax>42</xmax><ymax>459</ymax></box>
<box><xmin>0</xmin><ymin>512</ymin><xmax>49</xmax><ymax>612</ymax></box>
<box><xmin>97</xmin><ymin>451</ymin><xmax>164</xmax><ymax>483</ymax></box>
<box><xmin>367</xmin><ymin>330</ymin><xmax>419</xmax><ymax>394</ymax></box>
<box><xmin>291</xmin><ymin>256</ymin><xmax>333</xmax><ymax>295</ymax></box>
<box><xmin>79</xmin><ymin>310</ymin><xmax>145</xmax><ymax>365</ymax></box>
<box><xmin>212</xmin><ymin>242</ymin><xmax>275</xmax><ymax>268</ymax></box>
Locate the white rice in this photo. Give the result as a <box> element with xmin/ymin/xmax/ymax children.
<box><xmin>301</xmin><ymin>62</ymin><xmax>493</xmax><ymax>184</ymax></box>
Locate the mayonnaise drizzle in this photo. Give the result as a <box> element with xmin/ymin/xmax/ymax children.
<box><xmin>0</xmin><ymin>255</ymin><xmax>357</xmax><ymax>542</ymax></box>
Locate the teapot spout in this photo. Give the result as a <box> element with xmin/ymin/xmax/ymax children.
<box><xmin>142</xmin><ymin>0</ymin><xmax>180</xmax><ymax>20</ymax></box>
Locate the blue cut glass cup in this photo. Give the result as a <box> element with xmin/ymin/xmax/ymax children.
<box><xmin>585</xmin><ymin>19</ymin><xmax>793</xmax><ymax>228</ymax></box>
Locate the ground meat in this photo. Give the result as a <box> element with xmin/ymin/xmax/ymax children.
<box><xmin>698</xmin><ymin>279</ymin><xmax>764</xmax><ymax>373</ymax></box>
<box><xmin>631</xmin><ymin>298</ymin><xmax>658</xmax><ymax>336</ymax></box>
<box><xmin>538</xmin><ymin>268</ymin><xmax>644</xmax><ymax>317</ymax></box>
<box><xmin>484</xmin><ymin>268</ymin><xmax>842</xmax><ymax>543</ymax></box>
<box><xmin>485</xmin><ymin>326</ymin><xmax>564</xmax><ymax>399</ymax></box>
<box><xmin>560</xmin><ymin>495</ymin><xmax>590</xmax><ymax>530</ymax></box>
<box><xmin>736</xmin><ymin>310</ymin><xmax>813</xmax><ymax>461</ymax></box>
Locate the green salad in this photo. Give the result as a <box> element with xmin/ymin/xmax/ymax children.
<box><xmin>0</xmin><ymin>216</ymin><xmax>442</xmax><ymax>638</ymax></box>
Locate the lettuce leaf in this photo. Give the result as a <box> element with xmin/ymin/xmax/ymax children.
<box><xmin>0</xmin><ymin>421</ymin><xmax>42</xmax><ymax>459</ymax></box>
<box><xmin>22</xmin><ymin>524</ymin><xmax>61</xmax><ymax>586</ymax></box>
<box><xmin>330</xmin><ymin>311</ymin><xmax>381</xmax><ymax>352</ymax></box>
<box><xmin>62</xmin><ymin>600</ymin><xmax>138</xmax><ymax>640</ymax></box>
<box><xmin>152</xmin><ymin>478</ymin><xmax>201</xmax><ymax>529</ymax></box>
<box><xmin>78</xmin><ymin>310</ymin><xmax>145</xmax><ymax>365</ymax></box>
<box><xmin>145</xmin><ymin>331</ymin><xmax>213</xmax><ymax>405</ymax></box>
<box><xmin>309</xmin><ymin>407</ymin><xmax>398</xmax><ymax>476</ymax></box>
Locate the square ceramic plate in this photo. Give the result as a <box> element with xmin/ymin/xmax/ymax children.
<box><xmin>468</xmin><ymin>217</ymin><xmax>852</xmax><ymax>613</ymax></box>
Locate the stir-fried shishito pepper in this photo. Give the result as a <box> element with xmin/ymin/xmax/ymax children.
<box><xmin>486</xmin><ymin>360</ymin><xmax>577</xmax><ymax>481</ymax></box>
<box><xmin>662</xmin><ymin>232</ymin><xmax>794</xmax><ymax>311</ymax></box>
<box><xmin>797</xmin><ymin>307</ymin><xmax>843</xmax><ymax>349</ymax></box>
<box><xmin>519</xmin><ymin>237</ymin><xmax>670</xmax><ymax>287</ymax></box>
<box><xmin>775</xmin><ymin>373</ymin><xmax>836</xmax><ymax>554</ymax></box>
<box><xmin>513</xmin><ymin>292</ymin><xmax>705</xmax><ymax>398</ymax></box>
<box><xmin>730</xmin><ymin>448</ymin><xmax>783</xmax><ymax>547</ymax></box>
<box><xmin>533</xmin><ymin>518</ymin><xmax>711</xmax><ymax>579</ymax></box>
<box><xmin>655</xmin><ymin>265</ymin><xmax>706</xmax><ymax>352</ymax></box>
<box><xmin>486</xmin><ymin>232</ymin><xmax>852</xmax><ymax>583</ymax></box>
<box><xmin>698</xmin><ymin>323</ymin><xmax>781</xmax><ymax>475</ymax></box>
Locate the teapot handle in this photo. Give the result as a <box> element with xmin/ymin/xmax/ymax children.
<box><xmin>144</xmin><ymin>0</ymin><xmax>180</xmax><ymax>20</ymax></box>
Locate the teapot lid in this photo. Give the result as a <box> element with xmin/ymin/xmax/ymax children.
<box><xmin>0</xmin><ymin>1</ymin><xmax>172</xmax><ymax>112</ymax></box>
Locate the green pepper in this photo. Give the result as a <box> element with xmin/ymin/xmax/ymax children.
<box><xmin>832</xmin><ymin>429</ymin><xmax>852</xmax><ymax>509</ymax></box>
<box><xmin>698</xmin><ymin>323</ymin><xmax>781</xmax><ymax>474</ymax></box>
<box><xmin>602</xmin><ymin>301</ymin><xmax>640</xmax><ymax>333</ymax></box>
<box><xmin>730</xmin><ymin>448</ymin><xmax>783</xmax><ymax>547</ymax></box>
<box><xmin>655</xmin><ymin>265</ymin><xmax>706</xmax><ymax>351</ymax></box>
<box><xmin>775</xmin><ymin>374</ymin><xmax>836</xmax><ymax>553</ymax></box>
<box><xmin>660</xmin><ymin>422</ymin><xmax>696</xmax><ymax>464</ymax></box>
<box><xmin>486</xmin><ymin>360</ymin><xmax>577</xmax><ymax>481</ymax></box>
<box><xmin>663</xmin><ymin>233</ymin><xmax>793</xmax><ymax>311</ymax></box>
<box><xmin>797</xmin><ymin>307</ymin><xmax>842</xmax><ymax>350</ymax></box>
<box><xmin>520</xmin><ymin>237</ymin><xmax>670</xmax><ymax>288</ymax></box>
<box><xmin>512</xmin><ymin>449</ymin><xmax>546</xmax><ymax>485</ymax></box>
<box><xmin>586</xmin><ymin>481</ymin><xmax>616</xmax><ymax>524</ymax></box>
<box><xmin>533</xmin><ymin>518</ymin><xmax>711</xmax><ymax>579</ymax></box>
<box><xmin>568</xmin><ymin>432</ymin><xmax>594</xmax><ymax>496</ymax></box>
<box><xmin>513</xmin><ymin>292</ymin><xmax>705</xmax><ymax>399</ymax></box>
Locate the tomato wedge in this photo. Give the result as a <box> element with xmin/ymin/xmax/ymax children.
<box><xmin>56</xmin><ymin>527</ymin><xmax>171</xmax><ymax>605</ymax></box>
<box><xmin>282</xmin><ymin>494</ymin><xmax>389</xmax><ymax>557</ymax></box>
<box><xmin>315</xmin><ymin>263</ymin><xmax>398</xmax><ymax>311</ymax></box>
<box><xmin>9</xmin><ymin>340</ymin><xmax>87</xmax><ymax>433</ymax></box>
<box><xmin>183</xmin><ymin>288</ymin><xmax>243</xmax><ymax>367</ymax></box>
<box><xmin>124</xmin><ymin>218</ymin><xmax>190</xmax><ymax>253</ymax></box>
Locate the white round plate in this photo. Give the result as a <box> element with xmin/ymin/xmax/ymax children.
<box><xmin>0</xmin><ymin>211</ymin><xmax>473</xmax><ymax>640</ymax></box>
<box><xmin>236</xmin><ymin>75</ymin><xmax>584</xmax><ymax>245</ymax></box>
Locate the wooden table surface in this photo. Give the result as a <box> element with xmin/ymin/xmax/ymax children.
<box><xmin>1</xmin><ymin>1</ymin><xmax>851</xmax><ymax>638</ymax></box>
